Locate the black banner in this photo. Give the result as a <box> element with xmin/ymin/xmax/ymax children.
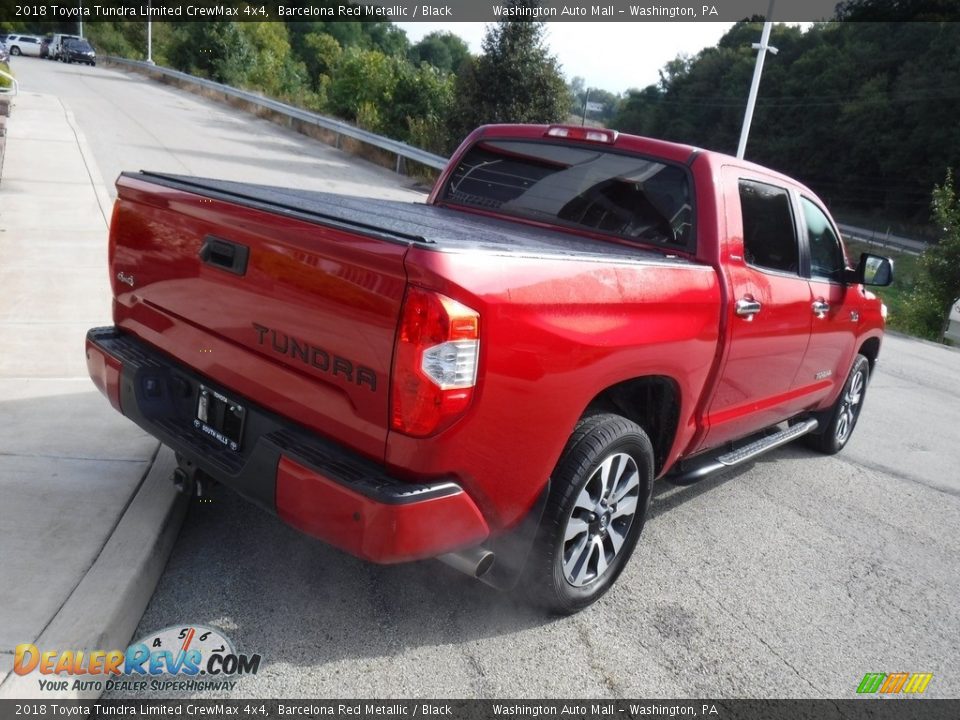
<box><xmin>3</xmin><ymin>0</ymin><xmax>958</xmax><ymax>24</ymax></box>
<box><xmin>1</xmin><ymin>700</ymin><xmax>959</xmax><ymax>720</ymax></box>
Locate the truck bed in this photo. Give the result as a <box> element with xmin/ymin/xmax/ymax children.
<box><xmin>130</xmin><ymin>171</ymin><xmax>690</xmax><ymax>263</ymax></box>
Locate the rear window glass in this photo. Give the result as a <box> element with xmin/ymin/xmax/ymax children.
<box><xmin>441</xmin><ymin>139</ymin><xmax>694</xmax><ymax>250</ymax></box>
<box><xmin>739</xmin><ymin>180</ymin><xmax>800</xmax><ymax>275</ymax></box>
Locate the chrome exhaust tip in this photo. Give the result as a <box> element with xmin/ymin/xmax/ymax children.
<box><xmin>438</xmin><ymin>547</ymin><xmax>495</xmax><ymax>579</ymax></box>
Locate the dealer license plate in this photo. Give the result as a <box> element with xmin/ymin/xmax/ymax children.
<box><xmin>193</xmin><ymin>384</ymin><xmax>246</xmax><ymax>452</ymax></box>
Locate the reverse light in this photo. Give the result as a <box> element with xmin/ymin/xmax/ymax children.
<box><xmin>545</xmin><ymin>126</ymin><xmax>617</xmax><ymax>144</ymax></box>
<box><xmin>391</xmin><ymin>287</ymin><xmax>480</xmax><ymax>437</ymax></box>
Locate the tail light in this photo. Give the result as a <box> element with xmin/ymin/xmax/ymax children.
<box><xmin>391</xmin><ymin>287</ymin><xmax>479</xmax><ymax>437</ymax></box>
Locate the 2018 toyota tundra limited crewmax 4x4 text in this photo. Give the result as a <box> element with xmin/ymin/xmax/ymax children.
<box><xmin>86</xmin><ymin>124</ymin><xmax>893</xmax><ymax>612</ymax></box>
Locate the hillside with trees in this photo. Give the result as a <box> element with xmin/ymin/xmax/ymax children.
<box><xmin>613</xmin><ymin>20</ymin><xmax>960</xmax><ymax>230</ymax></box>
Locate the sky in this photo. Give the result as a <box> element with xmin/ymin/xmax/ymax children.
<box><xmin>396</xmin><ymin>22</ymin><xmax>739</xmax><ymax>95</ymax></box>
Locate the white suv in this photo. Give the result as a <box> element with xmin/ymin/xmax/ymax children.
<box><xmin>6</xmin><ymin>34</ymin><xmax>43</xmax><ymax>58</ymax></box>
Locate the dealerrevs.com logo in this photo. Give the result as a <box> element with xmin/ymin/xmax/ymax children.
<box><xmin>14</xmin><ymin>625</ymin><xmax>261</xmax><ymax>693</ymax></box>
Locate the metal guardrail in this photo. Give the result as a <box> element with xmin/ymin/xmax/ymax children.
<box><xmin>105</xmin><ymin>57</ymin><xmax>447</xmax><ymax>173</ymax></box>
<box><xmin>837</xmin><ymin>223</ymin><xmax>926</xmax><ymax>257</ymax></box>
<box><xmin>0</xmin><ymin>68</ymin><xmax>18</xmax><ymax>96</ymax></box>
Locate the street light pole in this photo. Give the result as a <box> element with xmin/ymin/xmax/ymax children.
<box><xmin>736</xmin><ymin>0</ymin><xmax>778</xmax><ymax>159</ymax></box>
<box><xmin>147</xmin><ymin>0</ymin><xmax>154</xmax><ymax>64</ymax></box>
<box><xmin>78</xmin><ymin>0</ymin><xmax>83</xmax><ymax>37</ymax></box>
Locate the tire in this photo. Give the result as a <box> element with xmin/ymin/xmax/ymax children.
<box><xmin>522</xmin><ymin>413</ymin><xmax>654</xmax><ymax>614</ymax></box>
<box><xmin>804</xmin><ymin>354</ymin><xmax>870</xmax><ymax>455</ymax></box>
<box><xmin>10</xmin><ymin>47</ymin><xmax>20</xmax><ymax>56</ymax></box>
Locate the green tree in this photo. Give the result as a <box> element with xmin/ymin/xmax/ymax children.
<box><xmin>83</xmin><ymin>21</ymin><xmax>144</xmax><ymax>58</ymax></box>
<box><xmin>325</xmin><ymin>47</ymin><xmax>454</xmax><ymax>150</ymax></box>
<box><xmin>166</xmin><ymin>22</ymin><xmax>252</xmax><ymax>86</ymax></box>
<box><xmin>409</xmin><ymin>31</ymin><xmax>471</xmax><ymax>73</ymax></box>
<box><xmin>567</xmin><ymin>76</ymin><xmax>586</xmax><ymax>114</ymax></box>
<box><xmin>238</xmin><ymin>22</ymin><xmax>306</xmax><ymax>98</ymax></box>
<box><xmin>904</xmin><ymin>171</ymin><xmax>960</xmax><ymax>340</ymax></box>
<box><xmin>391</xmin><ymin>63</ymin><xmax>455</xmax><ymax>153</ymax></box>
<box><xmin>325</xmin><ymin>47</ymin><xmax>403</xmax><ymax>131</ymax></box>
<box><xmin>448</xmin><ymin>16</ymin><xmax>571</xmax><ymax>148</ymax></box>
<box><xmin>362</xmin><ymin>21</ymin><xmax>409</xmax><ymax>57</ymax></box>
<box><xmin>301</xmin><ymin>32</ymin><xmax>342</xmax><ymax>89</ymax></box>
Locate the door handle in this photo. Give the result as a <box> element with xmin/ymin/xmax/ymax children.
<box><xmin>735</xmin><ymin>297</ymin><xmax>762</xmax><ymax>319</ymax></box>
<box><xmin>812</xmin><ymin>299</ymin><xmax>830</xmax><ymax>318</ymax></box>
<box><xmin>199</xmin><ymin>236</ymin><xmax>249</xmax><ymax>276</ymax></box>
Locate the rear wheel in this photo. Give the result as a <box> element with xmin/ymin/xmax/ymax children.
<box><xmin>805</xmin><ymin>354</ymin><xmax>870</xmax><ymax>455</ymax></box>
<box><xmin>522</xmin><ymin>413</ymin><xmax>654</xmax><ymax>614</ymax></box>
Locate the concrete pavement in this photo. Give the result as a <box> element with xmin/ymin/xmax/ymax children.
<box><xmin>0</xmin><ymin>86</ymin><xmax>186</xmax><ymax>699</ymax></box>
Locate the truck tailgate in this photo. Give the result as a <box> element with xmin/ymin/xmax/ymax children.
<box><xmin>110</xmin><ymin>172</ymin><xmax>411</xmax><ymax>460</ymax></box>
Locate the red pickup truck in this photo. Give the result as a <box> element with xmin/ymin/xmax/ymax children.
<box><xmin>86</xmin><ymin>124</ymin><xmax>892</xmax><ymax>612</ymax></box>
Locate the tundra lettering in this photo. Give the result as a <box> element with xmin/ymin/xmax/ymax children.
<box><xmin>87</xmin><ymin>124</ymin><xmax>891</xmax><ymax>613</ymax></box>
<box><xmin>252</xmin><ymin>322</ymin><xmax>377</xmax><ymax>392</ymax></box>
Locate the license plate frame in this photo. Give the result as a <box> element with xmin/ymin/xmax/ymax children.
<box><xmin>193</xmin><ymin>384</ymin><xmax>246</xmax><ymax>452</ymax></box>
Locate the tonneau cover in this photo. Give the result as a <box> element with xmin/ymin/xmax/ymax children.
<box><xmin>132</xmin><ymin>171</ymin><xmax>687</xmax><ymax>263</ymax></box>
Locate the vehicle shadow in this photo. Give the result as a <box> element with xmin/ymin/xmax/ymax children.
<box><xmin>129</xmin><ymin>439</ymin><xmax>821</xmax><ymax>681</ymax></box>
<box><xmin>133</xmin><ymin>467</ymin><xmax>560</xmax><ymax>675</ymax></box>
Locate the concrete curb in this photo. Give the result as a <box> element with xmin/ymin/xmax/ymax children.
<box><xmin>61</xmin><ymin>102</ymin><xmax>113</xmax><ymax>229</ymax></box>
<box><xmin>0</xmin><ymin>447</ymin><xmax>188</xmax><ymax>700</ymax></box>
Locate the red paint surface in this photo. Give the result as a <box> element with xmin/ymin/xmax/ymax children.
<box><xmin>275</xmin><ymin>457</ymin><xmax>489</xmax><ymax>563</ymax></box>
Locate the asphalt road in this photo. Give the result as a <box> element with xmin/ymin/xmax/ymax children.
<box><xmin>13</xmin><ymin>56</ymin><xmax>960</xmax><ymax>699</ymax></box>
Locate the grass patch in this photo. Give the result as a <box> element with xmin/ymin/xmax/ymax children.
<box><xmin>0</xmin><ymin>62</ymin><xmax>12</xmax><ymax>90</ymax></box>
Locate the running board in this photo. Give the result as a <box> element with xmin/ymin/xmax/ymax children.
<box><xmin>666</xmin><ymin>418</ymin><xmax>819</xmax><ymax>486</ymax></box>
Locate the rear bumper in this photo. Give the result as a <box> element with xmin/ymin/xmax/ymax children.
<box><xmin>85</xmin><ymin>327</ymin><xmax>489</xmax><ymax>563</ymax></box>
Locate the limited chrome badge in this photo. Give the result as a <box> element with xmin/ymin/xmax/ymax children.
<box><xmin>815</xmin><ymin>370</ymin><xmax>832</xmax><ymax>380</ymax></box>
<box><xmin>116</xmin><ymin>271</ymin><xmax>135</xmax><ymax>287</ymax></box>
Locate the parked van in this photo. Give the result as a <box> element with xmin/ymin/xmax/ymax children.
<box><xmin>49</xmin><ymin>34</ymin><xmax>81</xmax><ymax>61</ymax></box>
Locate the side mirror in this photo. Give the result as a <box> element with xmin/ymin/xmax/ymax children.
<box><xmin>853</xmin><ymin>252</ymin><xmax>894</xmax><ymax>287</ymax></box>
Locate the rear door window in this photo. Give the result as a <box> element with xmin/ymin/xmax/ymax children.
<box><xmin>739</xmin><ymin>180</ymin><xmax>800</xmax><ymax>275</ymax></box>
